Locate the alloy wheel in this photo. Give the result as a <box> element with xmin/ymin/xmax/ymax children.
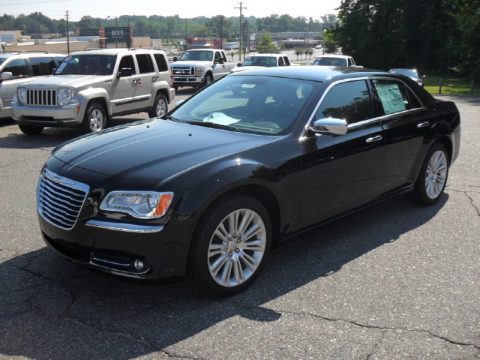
<box><xmin>425</xmin><ymin>150</ymin><xmax>448</xmax><ymax>199</ymax></box>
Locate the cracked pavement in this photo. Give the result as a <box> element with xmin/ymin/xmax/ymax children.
<box><xmin>0</xmin><ymin>94</ymin><xmax>479</xmax><ymax>359</ymax></box>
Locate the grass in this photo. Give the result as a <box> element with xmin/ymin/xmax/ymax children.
<box><xmin>424</xmin><ymin>75</ymin><xmax>479</xmax><ymax>96</ymax></box>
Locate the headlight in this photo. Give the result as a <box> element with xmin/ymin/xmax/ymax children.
<box><xmin>100</xmin><ymin>191</ymin><xmax>174</xmax><ymax>219</ymax></box>
<box><xmin>195</xmin><ymin>67</ymin><xmax>203</xmax><ymax>77</ymax></box>
<box><xmin>57</xmin><ymin>88</ymin><xmax>74</xmax><ymax>106</ymax></box>
<box><xmin>17</xmin><ymin>88</ymin><xmax>27</xmax><ymax>104</ymax></box>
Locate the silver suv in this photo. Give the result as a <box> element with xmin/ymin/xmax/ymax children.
<box><xmin>12</xmin><ymin>49</ymin><xmax>175</xmax><ymax>135</ymax></box>
<box><xmin>0</xmin><ymin>52</ymin><xmax>64</xmax><ymax>120</ymax></box>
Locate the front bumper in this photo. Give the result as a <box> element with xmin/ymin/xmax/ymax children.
<box><xmin>12</xmin><ymin>102</ymin><xmax>83</xmax><ymax>127</ymax></box>
<box><xmin>172</xmin><ymin>75</ymin><xmax>204</xmax><ymax>87</ymax></box>
<box><xmin>39</xmin><ymin>210</ymin><xmax>195</xmax><ymax>279</ymax></box>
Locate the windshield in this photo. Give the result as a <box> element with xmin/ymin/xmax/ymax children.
<box><xmin>390</xmin><ymin>69</ymin><xmax>418</xmax><ymax>78</ymax></box>
<box><xmin>55</xmin><ymin>54</ymin><xmax>117</xmax><ymax>75</ymax></box>
<box><xmin>313</xmin><ymin>57</ymin><xmax>347</xmax><ymax>66</ymax></box>
<box><xmin>242</xmin><ymin>56</ymin><xmax>277</xmax><ymax>67</ymax></box>
<box><xmin>178</xmin><ymin>51</ymin><xmax>213</xmax><ymax>61</ymax></box>
<box><xmin>168</xmin><ymin>75</ymin><xmax>316</xmax><ymax>135</ymax></box>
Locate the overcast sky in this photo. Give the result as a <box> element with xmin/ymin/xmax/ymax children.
<box><xmin>1</xmin><ymin>0</ymin><xmax>341</xmax><ymax>21</ymax></box>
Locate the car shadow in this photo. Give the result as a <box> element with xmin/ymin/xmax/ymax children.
<box><xmin>0</xmin><ymin>194</ymin><xmax>448</xmax><ymax>359</ymax></box>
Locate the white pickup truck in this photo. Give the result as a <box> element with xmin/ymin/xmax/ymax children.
<box><xmin>170</xmin><ymin>49</ymin><xmax>236</xmax><ymax>90</ymax></box>
<box><xmin>312</xmin><ymin>54</ymin><xmax>362</xmax><ymax>68</ymax></box>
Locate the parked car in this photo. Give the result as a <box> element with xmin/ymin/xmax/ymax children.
<box><xmin>37</xmin><ymin>66</ymin><xmax>460</xmax><ymax>295</ymax></box>
<box><xmin>389</xmin><ymin>68</ymin><xmax>426</xmax><ymax>87</ymax></box>
<box><xmin>313</xmin><ymin>54</ymin><xmax>360</xmax><ymax>68</ymax></box>
<box><xmin>12</xmin><ymin>48</ymin><xmax>174</xmax><ymax>134</ymax></box>
<box><xmin>170</xmin><ymin>49</ymin><xmax>236</xmax><ymax>90</ymax></box>
<box><xmin>0</xmin><ymin>52</ymin><xmax>64</xmax><ymax>120</ymax></box>
<box><xmin>230</xmin><ymin>54</ymin><xmax>291</xmax><ymax>73</ymax></box>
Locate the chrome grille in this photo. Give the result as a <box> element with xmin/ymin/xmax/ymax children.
<box><xmin>37</xmin><ymin>169</ymin><xmax>89</xmax><ymax>230</ymax></box>
<box><xmin>26</xmin><ymin>89</ymin><xmax>57</xmax><ymax>106</ymax></box>
<box><xmin>172</xmin><ymin>67</ymin><xmax>194</xmax><ymax>75</ymax></box>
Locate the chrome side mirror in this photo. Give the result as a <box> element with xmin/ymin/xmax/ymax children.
<box><xmin>0</xmin><ymin>72</ymin><xmax>13</xmax><ymax>81</ymax></box>
<box><xmin>310</xmin><ymin>117</ymin><xmax>348</xmax><ymax>135</ymax></box>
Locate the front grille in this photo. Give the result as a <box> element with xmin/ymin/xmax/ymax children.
<box><xmin>37</xmin><ymin>169</ymin><xmax>89</xmax><ymax>230</ymax></box>
<box><xmin>172</xmin><ymin>67</ymin><xmax>194</xmax><ymax>76</ymax></box>
<box><xmin>26</xmin><ymin>89</ymin><xmax>57</xmax><ymax>106</ymax></box>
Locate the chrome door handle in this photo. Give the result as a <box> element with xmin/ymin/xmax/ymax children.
<box><xmin>365</xmin><ymin>135</ymin><xmax>383</xmax><ymax>143</ymax></box>
<box><xmin>417</xmin><ymin>121</ymin><xmax>430</xmax><ymax>128</ymax></box>
<box><xmin>152</xmin><ymin>76</ymin><xmax>158</xmax><ymax>81</ymax></box>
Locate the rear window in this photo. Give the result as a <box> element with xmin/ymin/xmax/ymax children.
<box><xmin>154</xmin><ymin>53</ymin><xmax>168</xmax><ymax>72</ymax></box>
<box><xmin>136</xmin><ymin>54</ymin><xmax>154</xmax><ymax>74</ymax></box>
<box><xmin>314</xmin><ymin>57</ymin><xmax>347</xmax><ymax>67</ymax></box>
<box><xmin>372</xmin><ymin>79</ymin><xmax>421</xmax><ymax>115</ymax></box>
<box><xmin>30</xmin><ymin>57</ymin><xmax>56</xmax><ymax>76</ymax></box>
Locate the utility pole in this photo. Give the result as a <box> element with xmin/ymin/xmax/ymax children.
<box><xmin>220</xmin><ymin>16</ymin><xmax>224</xmax><ymax>49</ymax></box>
<box><xmin>235</xmin><ymin>2</ymin><xmax>247</xmax><ymax>61</ymax></box>
<box><xmin>115</xmin><ymin>16</ymin><xmax>118</xmax><ymax>48</ymax></box>
<box><xmin>65</xmin><ymin>10</ymin><xmax>70</xmax><ymax>54</ymax></box>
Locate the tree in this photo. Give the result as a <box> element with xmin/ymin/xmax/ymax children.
<box><xmin>257</xmin><ymin>32</ymin><xmax>278</xmax><ymax>53</ymax></box>
<box><xmin>323</xmin><ymin>29</ymin><xmax>338</xmax><ymax>54</ymax></box>
<box><xmin>78</xmin><ymin>16</ymin><xmax>100</xmax><ymax>33</ymax></box>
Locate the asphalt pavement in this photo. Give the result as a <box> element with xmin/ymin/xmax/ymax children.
<box><xmin>0</xmin><ymin>94</ymin><xmax>479</xmax><ymax>359</ymax></box>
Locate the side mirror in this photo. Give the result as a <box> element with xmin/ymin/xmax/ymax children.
<box><xmin>173</xmin><ymin>56</ymin><xmax>178</xmax><ymax>62</ymax></box>
<box><xmin>310</xmin><ymin>118</ymin><xmax>348</xmax><ymax>136</ymax></box>
<box><xmin>237</xmin><ymin>63</ymin><xmax>242</xmax><ymax>67</ymax></box>
<box><xmin>118</xmin><ymin>67</ymin><xmax>133</xmax><ymax>78</ymax></box>
<box><xmin>0</xmin><ymin>72</ymin><xmax>13</xmax><ymax>81</ymax></box>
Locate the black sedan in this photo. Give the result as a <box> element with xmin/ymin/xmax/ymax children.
<box><xmin>37</xmin><ymin>67</ymin><xmax>460</xmax><ymax>295</ymax></box>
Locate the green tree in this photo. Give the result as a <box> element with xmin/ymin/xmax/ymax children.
<box><xmin>257</xmin><ymin>32</ymin><xmax>278</xmax><ymax>53</ymax></box>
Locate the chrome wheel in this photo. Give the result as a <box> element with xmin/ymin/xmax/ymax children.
<box><xmin>425</xmin><ymin>150</ymin><xmax>448</xmax><ymax>199</ymax></box>
<box><xmin>89</xmin><ymin>109</ymin><xmax>105</xmax><ymax>132</ymax></box>
<box><xmin>207</xmin><ymin>209</ymin><xmax>267</xmax><ymax>288</ymax></box>
<box><xmin>155</xmin><ymin>98</ymin><xmax>167</xmax><ymax>117</ymax></box>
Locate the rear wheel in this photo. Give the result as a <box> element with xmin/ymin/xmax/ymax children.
<box><xmin>148</xmin><ymin>93</ymin><xmax>168</xmax><ymax>118</ymax></box>
<box><xmin>83</xmin><ymin>101</ymin><xmax>107</xmax><ymax>132</ymax></box>
<box><xmin>190</xmin><ymin>195</ymin><xmax>272</xmax><ymax>296</ymax></box>
<box><xmin>19</xmin><ymin>124</ymin><xmax>43</xmax><ymax>135</ymax></box>
<box><xmin>412</xmin><ymin>143</ymin><xmax>449</xmax><ymax>205</ymax></box>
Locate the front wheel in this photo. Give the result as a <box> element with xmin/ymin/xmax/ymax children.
<box><xmin>203</xmin><ymin>74</ymin><xmax>213</xmax><ymax>87</ymax></box>
<box><xmin>190</xmin><ymin>195</ymin><xmax>272</xmax><ymax>296</ymax></box>
<box><xmin>148</xmin><ymin>93</ymin><xmax>168</xmax><ymax>118</ymax></box>
<box><xmin>412</xmin><ymin>142</ymin><xmax>449</xmax><ymax>205</ymax></box>
<box><xmin>19</xmin><ymin>124</ymin><xmax>43</xmax><ymax>135</ymax></box>
<box><xmin>83</xmin><ymin>102</ymin><xmax>107</xmax><ymax>132</ymax></box>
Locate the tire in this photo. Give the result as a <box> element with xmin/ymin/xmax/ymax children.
<box><xmin>148</xmin><ymin>93</ymin><xmax>168</xmax><ymax>118</ymax></box>
<box><xmin>19</xmin><ymin>124</ymin><xmax>43</xmax><ymax>135</ymax></box>
<box><xmin>83</xmin><ymin>101</ymin><xmax>107</xmax><ymax>133</ymax></box>
<box><xmin>190</xmin><ymin>195</ymin><xmax>272</xmax><ymax>296</ymax></box>
<box><xmin>412</xmin><ymin>142</ymin><xmax>449</xmax><ymax>205</ymax></box>
<box><xmin>203</xmin><ymin>74</ymin><xmax>213</xmax><ymax>87</ymax></box>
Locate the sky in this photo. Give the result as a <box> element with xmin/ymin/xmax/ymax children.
<box><xmin>0</xmin><ymin>0</ymin><xmax>341</xmax><ymax>21</ymax></box>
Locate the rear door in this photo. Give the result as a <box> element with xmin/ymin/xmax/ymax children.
<box><xmin>371</xmin><ymin>77</ymin><xmax>431</xmax><ymax>191</ymax></box>
<box><xmin>0</xmin><ymin>58</ymin><xmax>31</xmax><ymax>117</ymax></box>
<box><xmin>133</xmin><ymin>53</ymin><xmax>156</xmax><ymax>110</ymax></box>
<box><xmin>298</xmin><ymin>79</ymin><xmax>386</xmax><ymax>227</ymax></box>
<box><xmin>110</xmin><ymin>55</ymin><xmax>137</xmax><ymax>115</ymax></box>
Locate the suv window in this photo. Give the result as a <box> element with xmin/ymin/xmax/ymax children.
<box><xmin>119</xmin><ymin>55</ymin><xmax>135</xmax><ymax>74</ymax></box>
<box><xmin>3</xmin><ymin>58</ymin><xmax>29</xmax><ymax>78</ymax></box>
<box><xmin>214</xmin><ymin>52</ymin><xmax>223</xmax><ymax>63</ymax></box>
<box><xmin>315</xmin><ymin>80</ymin><xmax>372</xmax><ymax>125</ymax></box>
<box><xmin>136</xmin><ymin>54</ymin><xmax>154</xmax><ymax>74</ymax></box>
<box><xmin>153</xmin><ymin>53</ymin><xmax>168</xmax><ymax>72</ymax></box>
<box><xmin>278</xmin><ymin>57</ymin><xmax>285</xmax><ymax>66</ymax></box>
<box><xmin>283</xmin><ymin>57</ymin><xmax>290</xmax><ymax>66</ymax></box>
<box><xmin>372</xmin><ymin>79</ymin><xmax>421</xmax><ymax>115</ymax></box>
<box><xmin>30</xmin><ymin>57</ymin><xmax>56</xmax><ymax>76</ymax></box>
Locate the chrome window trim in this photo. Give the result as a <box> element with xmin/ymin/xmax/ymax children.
<box><xmin>300</xmin><ymin>76</ymin><xmax>426</xmax><ymax>141</ymax></box>
<box><xmin>86</xmin><ymin>219</ymin><xmax>164</xmax><ymax>233</ymax></box>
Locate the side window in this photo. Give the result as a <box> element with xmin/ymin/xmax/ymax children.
<box><xmin>119</xmin><ymin>55</ymin><xmax>135</xmax><ymax>74</ymax></box>
<box><xmin>372</xmin><ymin>79</ymin><xmax>421</xmax><ymax>116</ymax></box>
<box><xmin>278</xmin><ymin>57</ymin><xmax>285</xmax><ymax>66</ymax></box>
<box><xmin>214</xmin><ymin>52</ymin><xmax>223</xmax><ymax>63</ymax></box>
<box><xmin>221</xmin><ymin>52</ymin><xmax>227</xmax><ymax>62</ymax></box>
<box><xmin>347</xmin><ymin>58</ymin><xmax>352</xmax><ymax>67</ymax></box>
<box><xmin>284</xmin><ymin>57</ymin><xmax>290</xmax><ymax>66</ymax></box>
<box><xmin>153</xmin><ymin>53</ymin><xmax>168</xmax><ymax>72</ymax></box>
<box><xmin>30</xmin><ymin>57</ymin><xmax>56</xmax><ymax>76</ymax></box>
<box><xmin>3</xmin><ymin>58</ymin><xmax>29</xmax><ymax>78</ymax></box>
<box><xmin>135</xmin><ymin>54</ymin><xmax>154</xmax><ymax>74</ymax></box>
<box><xmin>55</xmin><ymin>57</ymin><xmax>65</xmax><ymax>66</ymax></box>
<box><xmin>315</xmin><ymin>80</ymin><xmax>372</xmax><ymax>125</ymax></box>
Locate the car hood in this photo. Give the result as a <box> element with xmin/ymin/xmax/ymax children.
<box><xmin>49</xmin><ymin>119</ymin><xmax>274</xmax><ymax>189</ymax></box>
<box><xmin>22</xmin><ymin>75</ymin><xmax>111</xmax><ymax>89</ymax></box>
<box><xmin>171</xmin><ymin>61</ymin><xmax>211</xmax><ymax>68</ymax></box>
<box><xmin>230</xmin><ymin>66</ymin><xmax>267</xmax><ymax>73</ymax></box>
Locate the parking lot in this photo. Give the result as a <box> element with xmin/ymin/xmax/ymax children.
<box><xmin>0</xmin><ymin>94</ymin><xmax>479</xmax><ymax>359</ymax></box>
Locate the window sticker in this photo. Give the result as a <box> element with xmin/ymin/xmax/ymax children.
<box><xmin>375</xmin><ymin>83</ymin><xmax>406</xmax><ymax>114</ymax></box>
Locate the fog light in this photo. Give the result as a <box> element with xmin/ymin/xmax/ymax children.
<box><xmin>133</xmin><ymin>259</ymin><xmax>145</xmax><ymax>271</ymax></box>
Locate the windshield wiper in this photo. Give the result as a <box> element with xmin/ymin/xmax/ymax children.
<box><xmin>185</xmin><ymin>121</ymin><xmax>238</xmax><ymax>132</ymax></box>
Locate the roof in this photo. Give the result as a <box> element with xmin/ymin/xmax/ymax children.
<box><xmin>246</xmin><ymin>53</ymin><xmax>285</xmax><ymax>58</ymax></box>
<box><xmin>314</xmin><ymin>54</ymin><xmax>352</xmax><ymax>59</ymax></box>
<box><xmin>0</xmin><ymin>52</ymin><xmax>64</xmax><ymax>58</ymax></box>
<box><xmin>70</xmin><ymin>48</ymin><xmax>165</xmax><ymax>56</ymax></box>
<box><xmin>229</xmin><ymin>65</ymin><xmax>389</xmax><ymax>82</ymax></box>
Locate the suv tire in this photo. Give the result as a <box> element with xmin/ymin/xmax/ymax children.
<box><xmin>149</xmin><ymin>93</ymin><xmax>168</xmax><ymax>118</ymax></box>
<box><xmin>19</xmin><ymin>124</ymin><xmax>44</xmax><ymax>135</ymax></box>
<box><xmin>83</xmin><ymin>101</ymin><xmax>107</xmax><ymax>132</ymax></box>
